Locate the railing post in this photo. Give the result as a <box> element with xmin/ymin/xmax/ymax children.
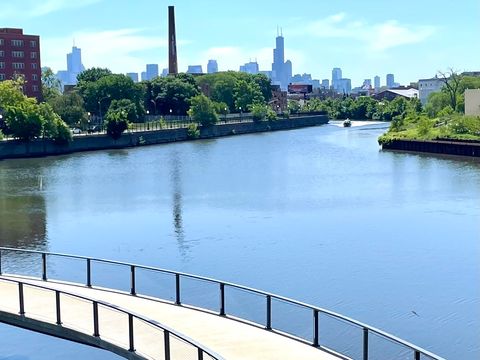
<box><xmin>0</xmin><ymin>250</ymin><xmax>2</xmax><ymax>275</ymax></box>
<box><xmin>164</xmin><ymin>330</ymin><xmax>171</xmax><ymax>360</ymax></box>
<box><xmin>266</xmin><ymin>295</ymin><xmax>272</xmax><ymax>330</ymax></box>
<box><xmin>175</xmin><ymin>274</ymin><xmax>181</xmax><ymax>305</ymax></box>
<box><xmin>18</xmin><ymin>283</ymin><xmax>25</xmax><ymax>315</ymax></box>
<box><xmin>56</xmin><ymin>291</ymin><xmax>62</xmax><ymax>325</ymax></box>
<box><xmin>363</xmin><ymin>327</ymin><xmax>369</xmax><ymax>360</ymax></box>
<box><xmin>128</xmin><ymin>314</ymin><xmax>135</xmax><ymax>352</ymax></box>
<box><xmin>130</xmin><ymin>265</ymin><xmax>136</xmax><ymax>295</ymax></box>
<box><xmin>86</xmin><ymin>259</ymin><xmax>92</xmax><ymax>287</ymax></box>
<box><xmin>93</xmin><ymin>301</ymin><xmax>100</xmax><ymax>337</ymax></box>
<box><xmin>219</xmin><ymin>283</ymin><xmax>225</xmax><ymax>316</ymax></box>
<box><xmin>414</xmin><ymin>350</ymin><xmax>421</xmax><ymax>360</ymax></box>
<box><xmin>42</xmin><ymin>253</ymin><xmax>47</xmax><ymax>281</ymax></box>
<box><xmin>313</xmin><ymin>309</ymin><xmax>319</xmax><ymax>347</ymax></box>
<box><xmin>197</xmin><ymin>348</ymin><xmax>204</xmax><ymax>360</ymax></box>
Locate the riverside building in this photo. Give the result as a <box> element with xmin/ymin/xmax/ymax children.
<box><xmin>0</xmin><ymin>28</ymin><xmax>41</xmax><ymax>99</ymax></box>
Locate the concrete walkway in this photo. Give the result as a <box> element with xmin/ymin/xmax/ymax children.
<box><xmin>0</xmin><ymin>276</ymin><xmax>341</xmax><ymax>360</ymax></box>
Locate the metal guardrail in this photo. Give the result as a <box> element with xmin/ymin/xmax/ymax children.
<box><xmin>0</xmin><ymin>276</ymin><xmax>222</xmax><ymax>360</ymax></box>
<box><xmin>0</xmin><ymin>247</ymin><xmax>445</xmax><ymax>360</ymax></box>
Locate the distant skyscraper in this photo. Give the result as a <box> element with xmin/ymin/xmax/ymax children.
<box><xmin>374</xmin><ymin>75</ymin><xmax>380</xmax><ymax>91</ymax></box>
<box><xmin>363</xmin><ymin>79</ymin><xmax>372</xmax><ymax>89</ymax></box>
<box><xmin>141</xmin><ymin>72</ymin><xmax>147</xmax><ymax>81</ymax></box>
<box><xmin>332</xmin><ymin>68</ymin><xmax>342</xmax><ymax>91</ymax></box>
<box><xmin>337</xmin><ymin>78</ymin><xmax>352</xmax><ymax>94</ymax></box>
<box><xmin>161</xmin><ymin>68</ymin><xmax>169</xmax><ymax>77</ymax></box>
<box><xmin>146</xmin><ymin>64</ymin><xmax>159</xmax><ymax>80</ymax></box>
<box><xmin>321</xmin><ymin>79</ymin><xmax>330</xmax><ymax>89</ymax></box>
<box><xmin>271</xmin><ymin>29</ymin><xmax>292</xmax><ymax>90</ymax></box>
<box><xmin>386</xmin><ymin>73</ymin><xmax>395</xmax><ymax>88</ymax></box>
<box><xmin>207</xmin><ymin>60</ymin><xmax>218</xmax><ymax>74</ymax></box>
<box><xmin>239</xmin><ymin>61</ymin><xmax>259</xmax><ymax>74</ymax></box>
<box><xmin>187</xmin><ymin>65</ymin><xmax>203</xmax><ymax>74</ymax></box>
<box><xmin>56</xmin><ymin>45</ymin><xmax>85</xmax><ymax>88</ymax></box>
<box><xmin>126</xmin><ymin>72</ymin><xmax>139</xmax><ymax>82</ymax></box>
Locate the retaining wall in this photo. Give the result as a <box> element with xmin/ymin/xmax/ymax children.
<box><xmin>0</xmin><ymin>115</ymin><xmax>328</xmax><ymax>160</ymax></box>
<box><xmin>381</xmin><ymin>139</ymin><xmax>480</xmax><ymax>157</ymax></box>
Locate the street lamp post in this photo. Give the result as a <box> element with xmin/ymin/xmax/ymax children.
<box><xmin>224</xmin><ymin>107</ymin><xmax>227</xmax><ymax>123</ymax></box>
<box><xmin>239</xmin><ymin>107</ymin><xmax>242</xmax><ymax>121</ymax></box>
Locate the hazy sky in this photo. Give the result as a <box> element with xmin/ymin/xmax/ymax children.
<box><xmin>1</xmin><ymin>0</ymin><xmax>478</xmax><ymax>86</ymax></box>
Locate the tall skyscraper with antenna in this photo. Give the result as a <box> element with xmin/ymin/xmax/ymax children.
<box><xmin>271</xmin><ymin>28</ymin><xmax>292</xmax><ymax>90</ymax></box>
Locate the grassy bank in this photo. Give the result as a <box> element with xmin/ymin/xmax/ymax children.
<box><xmin>378</xmin><ymin>113</ymin><xmax>480</xmax><ymax>145</ymax></box>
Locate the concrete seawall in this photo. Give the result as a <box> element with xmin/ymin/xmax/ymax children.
<box><xmin>0</xmin><ymin>115</ymin><xmax>328</xmax><ymax>160</ymax></box>
<box><xmin>381</xmin><ymin>138</ymin><xmax>480</xmax><ymax>157</ymax></box>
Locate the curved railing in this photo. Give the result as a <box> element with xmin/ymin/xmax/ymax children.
<box><xmin>0</xmin><ymin>247</ymin><xmax>445</xmax><ymax>360</ymax></box>
<box><xmin>0</xmin><ymin>276</ymin><xmax>223</xmax><ymax>360</ymax></box>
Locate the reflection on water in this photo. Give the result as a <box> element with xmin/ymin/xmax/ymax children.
<box><xmin>170</xmin><ymin>151</ymin><xmax>188</xmax><ymax>258</ymax></box>
<box><xmin>0</xmin><ymin>161</ymin><xmax>47</xmax><ymax>250</ymax></box>
<box><xmin>0</xmin><ymin>123</ymin><xmax>479</xmax><ymax>360</ymax></box>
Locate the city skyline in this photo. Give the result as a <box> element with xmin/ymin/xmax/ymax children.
<box><xmin>1</xmin><ymin>0</ymin><xmax>478</xmax><ymax>85</ymax></box>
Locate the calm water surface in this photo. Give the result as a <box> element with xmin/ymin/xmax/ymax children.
<box><xmin>0</xmin><ymin>122</ymin><xmax>479</xmax><ymax>360</ymax></box>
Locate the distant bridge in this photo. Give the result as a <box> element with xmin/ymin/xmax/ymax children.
<box><xmin>0</xmin><ymin>248</ymin><xmax>444</xmax><ymax>360</ymax></box>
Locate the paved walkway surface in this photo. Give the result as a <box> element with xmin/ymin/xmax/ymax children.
<box><xmin>0</xmin><ymin>276</ymin><xmax>341</xmax><ymax>360</ymax></box>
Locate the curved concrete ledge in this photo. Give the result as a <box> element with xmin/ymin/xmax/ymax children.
<box><xmin>381</xmin><ymin>138</ymin><xmax>480</xmax><ymax>157</ymax></box>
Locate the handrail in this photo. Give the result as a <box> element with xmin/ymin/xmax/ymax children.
<box><xmin>0</xmin><ymin>276</ymin><xmax>223</xmax><ymax>360</ymax></box>
<box><xmin>0</xmin><ymin>247</ymin><xmax>445</xmax><ymax>360</ymax></box>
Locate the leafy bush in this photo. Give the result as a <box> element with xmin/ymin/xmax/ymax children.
<box><xmin>105</xmin><ymin>109</ymin><xmax>129</xmax><ymax>140</ymax></box>
<box><xmin>188</xmin><ymin>94</ymin><xmax>218</xmax><ymax>126</ymax></box>
<box><xmin>187</xmin><ymin>123</ymin><xmax>200</xmax><ymax>139</ymax></box>
<box><xmin>266</xmin><ymin>108</ymin><xmax>277</xmax><ymax>121</ymax></box>
<box><xmin>251</xmin><ymin>103</ymin><xmax>267</xmax><ymax>122</ymax></box>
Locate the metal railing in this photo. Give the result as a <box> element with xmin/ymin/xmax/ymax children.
<box><xmin>0</xmin><ymin>276</ymin><xmax>222</xmax><ymax>360</ymax></box>
<box><xmin>0</xmin><ymin>247</ymin><xmax>445</xmax><ymax>360</ymax></box>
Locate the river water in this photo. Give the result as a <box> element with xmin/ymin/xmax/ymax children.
<box><xmin>0</xmin><ymin>122</ymin><xmax>479</xmax><ymax>360</ymax></box>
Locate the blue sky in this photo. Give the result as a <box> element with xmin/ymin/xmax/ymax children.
<box><xmin>1</xmin><ymin>0</ymin><xmax>479</xmax><ymax>86</ymax></box>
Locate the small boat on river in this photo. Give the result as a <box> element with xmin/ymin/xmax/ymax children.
<box><xmin>343</xmin><ymin>119</ymin><xmax>351</xmax><ymax>127</ymax></box>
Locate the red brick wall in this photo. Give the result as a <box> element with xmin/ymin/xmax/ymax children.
<box><xmin>0</xmin><ymin>28</ymin><xmax>42</xmax><ymax>100</ymax></box>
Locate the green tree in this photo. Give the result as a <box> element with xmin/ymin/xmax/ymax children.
<box><xmin>49</xmin><ymin>91</ymin><xmax>88</xmax><ymax>127</ymax></box>
<box><xmin>149</xmin><ymin>76</ymin><xmax>199</xmax><ymax>116</ymax></box>
<box><xmin>424</xmin><ymin>92</ymin><xmax>450</xmax><ymax>118</ymax></box>
<box><xmin>107</xmin><ymin>99</ymin><xmax>140</xmax><ymax>122</ymax></box>
<box><xmin>251</xmin><ymin>103</ymin><xmax>268</xmax><ymax>122</ymax></box>
<box><xmin>234</xmin><ymin>80</ymin><xmax>264</xmax><ymax>111</ymax></box>
<box><xmin>77</xmin><ymin>67</ymin><xmax>112</xmax><ymax>83</ymax></box>
<box><xmin>105</xmin><ymin>109</ymin><xmax>129</xmax><ymax>140</ymax></box>
<box><xmin>78</xmin><ymin>73</ymin><xmax>145</xmax><ymax>117</ymax></box>
<box><xmin>188</xmin><ymin>94</ymin><xmax>218</xmax><ymax>126</ymax></box>
<box><xmin>4</xmin><ymin>102</ymin><xmax>43</xmax><ymax>141</ymax></box>
<box><xmin>252</xmin><ymin>74</ymin><xmax>273</xmax><ymax>103</ymax></box>
<box><xmin>438</xmin><ymin>69</ymin><xmax>462</xmax><ymax>112</ymax></box>
<box><xmin>38</xmin><ymin>103</ymin><xmax>72</xmax><ymax>144</ymax></box>
<box><xmin>41</xmin><ymin>67</ymin><xmax>61</xmax><ymax>102</ymax></box>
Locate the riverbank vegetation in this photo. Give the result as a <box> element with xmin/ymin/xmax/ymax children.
<box><xmin>378</xmin><ymin>72</ymin><xmax>480</xmax><ymax>144</ymax></box>
<box><xmin>1</xmin><ymin>68</ymin><xmax>279</xmax><ymax>142</ymax></box>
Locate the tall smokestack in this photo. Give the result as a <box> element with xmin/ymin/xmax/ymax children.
<box><xmin>168</xmin><ymin>6</ymin><xmax>178</xmax><ymax>75</ymax></box>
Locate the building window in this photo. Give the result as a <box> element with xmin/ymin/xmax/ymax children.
<box><xmin>12</xmin><ymin>63</ymin><xmax>25</xmax><ymax>69</ymax></box>
<box><xmin>30</xmin><ymin>40</ymin><xmax>37</xmax><ymax>48</ymax></box>
<box><xmin>30</xmin><ymin>52</ymin><xmax>37</xmax><ymax>59</ymax></box>
<box><xmin>0</xmin><ymin>39</ymin><xmax>4</xmax><ymax>46</ymax></box>
<box><xmin>0</xmin><ymin>74</ymin><xmax>5</xmax><ymax>80</ymax></box>
<box><xmin>32</xmin><ymin>74</ymin><xmax>38</xmax><ymax>81</ymax></box>
<box><xmin>12</xmin><ymin>51</ymin><xmax>24</xmax><ymax>58</ymax></box>
<box><xmin>11</xmin><ymin>39</ymin><xmax>24</xmax><ymax>47</ymax></box>
<box><xmin>31</xmin><ymin>63</ymin><xmax>38</xmax><ymax>69</ymax></box>
<box><xmin>0</xmin><ymin>62</ymin><xmax>5</xmax><ymax>69</ymax></box>
<box><xmin>33</xmin><ymin>85</ymin><xmax>39</xmax><ymax>92</ymax></box>
<box><xmin>0</xmin><ymin>50</ymin><xmax>4</xmax><ymax>57</ymax></box>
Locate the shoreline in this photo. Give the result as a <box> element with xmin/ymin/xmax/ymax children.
<box><xmin>0</xmin><ymin>115</ymin><xmax>329</xmax><ymax>160</ymax></box>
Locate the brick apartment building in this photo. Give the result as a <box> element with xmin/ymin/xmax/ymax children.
<box><xmin>0</xmin><ymin>28</ymin><xmax>42</xmax><ymax>99</ymax></box>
